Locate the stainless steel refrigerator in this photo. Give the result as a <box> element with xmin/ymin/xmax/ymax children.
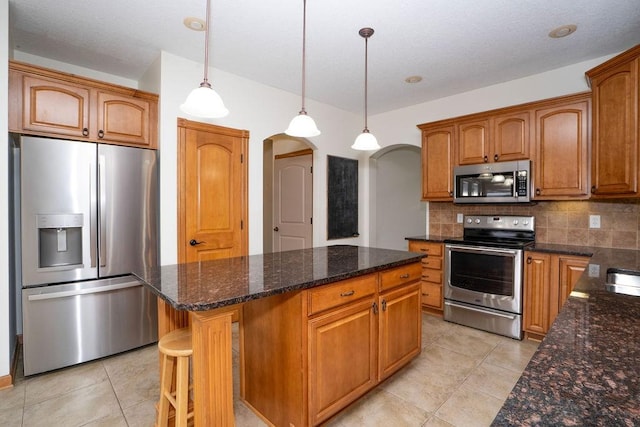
<box><xmin>15</xmin><ymin>135</ymin><xmax>158</xmax><ymax>375</ymax></box>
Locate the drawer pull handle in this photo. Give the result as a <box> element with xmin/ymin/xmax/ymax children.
<box><xmin>340</xmin><ymin>290</ymin><xmax>355</xmax><ymax>297</ymax></box>
<box><xmin>399</xmin><ymin>274</ymin><xmax>410</xmax><ymax>279</ymax></box>
<box><xmin>420</xmin><ymin>249</ymin><xmax>429</xmax><ymax>252</ymax></box>
<box><xmin>422</xmin><ymin>292</ymin><xmax>429</xmax><ymax>296</ymax></box>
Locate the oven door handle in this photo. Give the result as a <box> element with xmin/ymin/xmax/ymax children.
<box><xmin>444</xmin><ymin>301</ymin><xmax>518</xmax><ymax>320</ymax></box>
<box><xmin>445</xmin><ymin>244</ymin><xmax>519</xmax><ymax>256</ymax></box>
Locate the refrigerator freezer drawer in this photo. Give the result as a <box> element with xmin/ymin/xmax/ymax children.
<box><xmin>22</xmin><ymin>276</ymin><xmax>158</xmax><ymax>376</ymax></box>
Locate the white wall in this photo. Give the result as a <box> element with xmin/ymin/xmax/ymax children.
<box><xmin>1</xmin><ymin>0</ymin><xmax>10</xmax><ymax>379</ymax></box>
<box><xmin>157</xmin><ymin>51</ymin><xmax>365</xmax><ymax>262</ymax></box>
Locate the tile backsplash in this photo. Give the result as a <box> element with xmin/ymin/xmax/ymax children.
<box><xmin>429</xmin><ymin>199</ymin><xmax>640</xmax><ymax>250</ymax></box>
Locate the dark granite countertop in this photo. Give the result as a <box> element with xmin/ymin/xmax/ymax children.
<box><xmin>493</xmin><ymin>246</ymin><xmax>640</xmax><ymax>426</ymax></box>
<box><xmin>528</xmin><ymin>242</ymin><xmax>594</xmax><ymax>257</ymax></box>
<box><xmin>133</xmin><ymin>245</ymin><xmax>424</xmax><ymax>311</ymax></box>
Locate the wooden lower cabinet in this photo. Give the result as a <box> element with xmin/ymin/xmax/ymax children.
<box><xmin>407</xmin><ymin>240</ymin><xmax>444</xmax><ymax>314</ymax></box>
<box><xmin>242</xmin><ymin>263</ymin><xmax>422</xmax><ymax>426</ymax></box>
<box><xmin>523</xmin><ymin>251</ymin><xmax>589</xmax><ymax>339</ymax></box>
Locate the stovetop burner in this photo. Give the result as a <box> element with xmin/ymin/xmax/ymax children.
<box><xmin>445</xmin><ymin>215</ymin><xmax>535</xmax><ymax>248</ymax></box>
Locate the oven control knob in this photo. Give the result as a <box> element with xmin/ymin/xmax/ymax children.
<box><xmin>474</xmin><ymin>218</ymin><xmax>481</xmax><ymax>224</ymax></box>
<box><xmin>466</xmin><ymin>218</ymin><xmax>473</xmax><ymax>224</ymax></box>
<box><xmin>523</xmin><ymin>220</ymin><xmax>529</xmax><ymax>225</ymax></box>
<box><xmin>513</xmin><ymin>220</ymin><xmax>519</xmax><ymax>225</ymax></box>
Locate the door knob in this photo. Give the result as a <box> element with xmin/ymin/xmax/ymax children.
<box><xmin>189</xmin><ymin>239</ymin><xmax>205</xmax><ymax>246</ymax></box>
<box><xmin>273</xmin><ymin>227</ymin><xmax>279</xmax><ymax>232</ymax></box>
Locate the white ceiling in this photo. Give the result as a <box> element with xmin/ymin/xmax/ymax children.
<box><xmin>8</xmin><ymin>0</ymin><xmax>640</xmax><ymax>115</ymax></box>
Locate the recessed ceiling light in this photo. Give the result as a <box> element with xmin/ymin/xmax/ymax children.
<box><xmin>184</xmin><ymin>17</ymin><xmax>206</xmax><ymax>31</ymax></box>
<box><xmin>405</xmin><ymin>75</ymin><xmax>423</xmax><ymax>84</ymax></box>
<box><xmin>548</xmin><ymin>24</ymin><xmax>577</xmax><ymax>38</ymax></box>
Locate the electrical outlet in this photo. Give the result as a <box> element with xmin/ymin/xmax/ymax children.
<box><xmin>457</xmin><ymin>213</ymin><xmax>464</xmax><ymax>223</ymax></box>
<box><xmin>589</xmin><ymin>215</ymin><xmax>601</xmax><ymax>229</ymax></box>
<box><xmin>588</xmin><ymin>264</ymin><xmax>600</xmax><ymax>277</ymax></box>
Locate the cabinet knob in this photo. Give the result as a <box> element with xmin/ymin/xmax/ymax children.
<box><xmin>535</xmin><ymin>188</ymin><xmax>541</xmax><ymax>196</ymax></box>
<box><xmin>527</xmin><ymin>256</ymin><xmax>532</xmax><ymax>264</ymax></box>
<box><xmin>372</xmin><ymin>302</ymin><xmax>378</xmax><ymax>315</ymax></box>
<box><xmin>591</xmin><ymin>186</ymin><xmax>597</xmax><ymax>194</ymax></box>
<box><xmin>82</xmin><ymin>128</ymin><xmax>89</xmax><ymax>137</ymax></box>
<box><xmin>483</xmin><ymin>155</ymin><xmax>488</xmax><ymax>163</ymax></box>
<box><xmin>273</xmin><ymin>226</ymin><xmax>279</xmax><ymax>232</ymax></box>
<box><xmin>494</xmin><ymin>154</ymin><xmax>499</xmax><ymax>161</ymax></box>
<box><xmin>98</xmin><ymin>129</ymin><xmax>105</xmax><ymax>139</ymax></box>
<box><xmin>381</xmin><ymin>299</ymin><xmax>387</xmax><ymax>311</ymax></box>
<box><xmin>449</xmin><ymin>191</ymin><xmax>453</xmax><ymax>197</ymax></box>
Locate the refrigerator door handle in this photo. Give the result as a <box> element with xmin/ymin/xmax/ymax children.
<box><xmin>27</xmin><ymin>281</ymin><xmax>142</xmax><ymax>301</ymax></box>
<box><xmin>98</xmin><ymin>155</ymin><xmax>107</xmax><ymax>268</ymax></box>
<box><xmin>90</xmin><ymin>159</ymin><xmax>98</xmax><ymax>268</ymax></box>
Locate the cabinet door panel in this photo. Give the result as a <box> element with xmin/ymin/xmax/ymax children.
<box><xmin>492</xmin><ymin>111</ymin><xmax>530</xmax><ymax>161</ymax></box>
<box><xmin>97</xmin><ymin>91</ymin><xmax>151</xmax><ymax>146</ymax></box>
<box><xmin>457</xmin><ymin>119</ymin><xmax>489</xmax><ymax>165</ymax></box>
<box><xmin>558</xmin><ymin>256</ymin><xmax>589</xmax><ymax>309</ymax></box>
<box><xmin>590</xmin><ymin>59</ymin><xmax>639</xmax><ymax>196</ymax></box>
<box><xmin>308</xmin><ymin>299</ymin><xmax>377</xmax><ymax>425</ymax></box>
<box><xmin>421</xmin><ymin>126</ymin><xmax>455</xmax><ymax>200</ymax></box>
<box><xmin>523</xmin><ymin>252</ymin><xmax>551</xmax><ymax>335</ymax></box>
<box><xmin>534</xmin><ymin>99</ymin><xmax>590</xmax><ymax>199</ymax></box>
<box><xmin>22</xmin><ymin>76</ymin><xmax>90</xmax><ymax>138</ymax></box>
<box><xmin>379</xmin><ymin>283</ymin><xmax>421</xmax><ymax>380</ymax></box>
<box><xmin>421</xmin><ymin>281</ymin><xmax>442</xmax><ymax>309</ymax></box>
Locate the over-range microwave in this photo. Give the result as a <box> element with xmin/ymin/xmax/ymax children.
<box><xmin>453</xmin><ymin>160</ymin><xmax>531</xmax><ymax>204</ymax></box>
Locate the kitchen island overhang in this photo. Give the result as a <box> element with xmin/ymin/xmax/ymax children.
<box><xmin>134</xmin><ymin>245</ymin><xmax>425</xmax><ymax>426</ymax></box>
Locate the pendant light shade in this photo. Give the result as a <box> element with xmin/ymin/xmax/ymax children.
<box><xmin>351</xmin><ymin>27</ymin><xmax>380</xmax><ymax>151</ymax></box>
<box><xmin>285</xmin><ymin>0</ymin><xmax>321</xmax><ymax>137</ymax></box>
<box><xmin>180</xmin><ymin>0</ymin><xmax>229</xmax><ymax>118</ymax></box>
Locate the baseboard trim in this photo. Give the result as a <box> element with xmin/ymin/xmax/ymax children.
<box><xmin>0</xmin><ymin>335</ymin><xmax>21</xmax><ymax>390</ymax></box>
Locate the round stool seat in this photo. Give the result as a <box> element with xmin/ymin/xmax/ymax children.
<box><xmin>158</xmin><ymin>327</ymin><xmax>193</xmax><ymax>357</ymax></box>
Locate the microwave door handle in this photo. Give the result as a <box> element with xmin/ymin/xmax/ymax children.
<box><xmin>98</xmin><ymin>155</ymin><xmax>107</xmax><ymax>268</ymax></box>
<box><xmin>89</xmin><ymin>160</ymin><xmax>97</xmax><ymax>268</ymax></box>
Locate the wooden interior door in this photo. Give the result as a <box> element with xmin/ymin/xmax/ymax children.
<box><xmin>177</xmin><ymin>118</ymin><xmax>248</xmax><ymax>263</ymax></box>
<box><xmin>273</xmin><ymin>150</ymin><xmax>313</xmax><ymax>252</ymax></box>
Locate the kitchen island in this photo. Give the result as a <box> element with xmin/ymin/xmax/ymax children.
<box><xmin>493</xmin><ymin>246</ymin><xmax>640</xmax><ymax>425</ymax></box>
<box><xmin>134</xmin><ymin>245</ymin><xmax>424</xmax><ymax>426</ymax></box>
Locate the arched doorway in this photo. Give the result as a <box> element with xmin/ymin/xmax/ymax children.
<box><xmin>369</xmin><ymin>144</ymin><xmax>426</xmax><ymax>250</ymax></box>
<box><xmin>263</xmin><ymin>134</ymin><xmax>316</xmax><ymax>253</ymax></box>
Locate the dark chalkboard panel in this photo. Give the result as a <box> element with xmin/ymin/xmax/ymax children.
<box><xmin>327</xmin><ymin>155</ymin><xmax>358</xmax><ymax>239</ymax></box>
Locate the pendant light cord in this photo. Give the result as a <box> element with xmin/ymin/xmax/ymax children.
<box><xmin>300</xmin><ymin>0</ymin><xmax>308</xmax><ymax>114</ymax></box>
<box><xmin>363</xmin><ymin>34</ymin><xmax>369</xmax><ymax>131</ymax></box>
<box><xmin>202</xmin><ymin>0</ymin><xmax>211</xmax><ymax>88</ymax></box>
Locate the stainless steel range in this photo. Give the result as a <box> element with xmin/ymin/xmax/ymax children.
<box><xmin>444</xmin><ymin>215</ymin><xmax>535</xmax><ymax>340</ymax></box>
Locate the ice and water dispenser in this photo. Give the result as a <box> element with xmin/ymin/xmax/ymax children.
<box><xmin>36</xmin><ymin>213</ymin><xmax>83</xmax><ymax>269</ymax></box>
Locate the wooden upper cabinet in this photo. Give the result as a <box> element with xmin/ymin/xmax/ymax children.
<box><xmin>457</xmin><ymin>112</ymin><xmax>530</xmax><ymax>165</ymax></box>
<box><xmin>419</xmin><ymin>124</ymin><xmax>455</xmax><ymax>200</ymax></box>
<box><xmin>533</xmin><ymin>94</ymin><xmax>590</xmax><ymax>199</ymax></box>
<box><xmin>457</xmin><ymin>119</ymin><xmax>489</xmax><ymax>165</ymax></box>
<box><xmin>96</xmin><ymin>91</ymin><xmax>152</xmax><ymax>146</ymax></box>
<box><xmin>21</xmin><ymin>75</ymin><xmax>90</xmax><ymax>138</ymax></box>
<box><xmin>492</xmin><ymin>111</ymin><xmax>531</xmax><ymax>162</ymax></box>
<box><xmin>9</xmin><ymin>60</ymin><xmax>158</xmax><ymax>149</ymax></box>
<box><xmin>586</xmin><ymin>45</ymin><xmax>640</xmax><ymax>198</ymax></box>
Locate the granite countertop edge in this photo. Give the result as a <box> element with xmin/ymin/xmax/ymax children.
<box><xmin>135</xmin><ymin>247</ymin><xmax>425</xmax><ymax>312</ymax></box>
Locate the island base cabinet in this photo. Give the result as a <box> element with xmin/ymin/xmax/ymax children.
<box><xmin>308</xmin><ymin>298</ymin><xmax>378</xmax><ymax>426</ymax></box>
<box><xmin>241</xmin><ymin>263</ymin><xmax>422</xmax><ymax>427</ymax></box>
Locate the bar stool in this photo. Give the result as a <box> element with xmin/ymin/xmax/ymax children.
<box><xmin>156</xmin><ymin>327</ymin><xmax>194</xmax><ymax>427</ymax></box>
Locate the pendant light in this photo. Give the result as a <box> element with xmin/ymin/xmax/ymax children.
<box><xmin>180</xmin><ymin>0</ymin><xmax>229</xmax><ymax>118</ymax></box>
<box><xmin>285</xmin><ymin>0</ymin><xmax>321</xmax><ymax>137</ymax></box>
<box><xmin>351</xmin><ymin>27</ymin><xmax>380</xmax><ymax>151</ymax></box>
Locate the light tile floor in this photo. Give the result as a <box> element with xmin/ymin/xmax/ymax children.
<box><xmin>0</xmin><ymin>314</ymin><xmax>539</xmax><ymax>427</ymax></box>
